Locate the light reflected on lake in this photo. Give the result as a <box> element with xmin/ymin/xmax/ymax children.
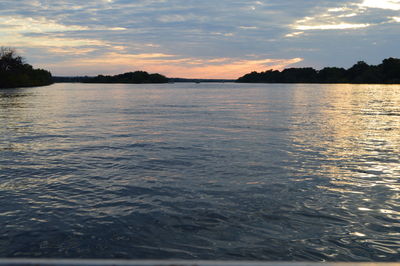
<box><xmin>0</xmin><ymin>83</ymin><xmax>399</xmax><ymax>260</ymax></box>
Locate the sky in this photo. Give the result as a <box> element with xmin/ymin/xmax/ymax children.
<box><xmin>1</xmin><ymin>0</ymin><xmax>400</xmax><ymax>78</ymax></box>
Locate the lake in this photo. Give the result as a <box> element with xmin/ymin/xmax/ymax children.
<box><xmin>0</xmin><ymin>83</ymin><xmax>399</xmax><ymax>261</ymax></box>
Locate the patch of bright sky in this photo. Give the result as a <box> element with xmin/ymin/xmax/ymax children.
<box><xmin>288</xmin><ymin>0</ymin><xmax>400</xmax><ymax>34</ymax></box>
<box><xmin>0</xmin><ymin>16</ymin><xmax>88</xmax><ymax>33</ymax></box>
<box><xmin>295</xmin><ymin>23</ymin><xmax>370</xmax><ymax>30</ymax></box>
<box><xmin>45</xmin><ymin>52</ymin><xmax>303</xmax><ymax>79</ymax></box>
<box><xmin>360</xmin><ymin>0</ymin><xmax>400</xmax><ymax>10</ymax></box>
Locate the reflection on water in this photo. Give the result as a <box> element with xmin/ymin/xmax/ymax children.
<box><xmin>0</xmin><ymin>83</ymin><xmax>399</xmax><ymax>261</ymax></box>
<box><xmin>287</xmin><ymin>85</ymin><xmax>400</xmax><ymax>259</ymax></box>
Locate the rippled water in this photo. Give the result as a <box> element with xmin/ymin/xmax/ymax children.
<box><xmin>0</xmin><ymin>83</ymin><xmax>399</xmax><ymax>261</ymax></box>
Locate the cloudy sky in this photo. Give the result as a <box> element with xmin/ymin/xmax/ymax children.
<box><xmin>1</xmin><ymin>0</ymin><xmax>399</xmax><ymax>78</ymax></box>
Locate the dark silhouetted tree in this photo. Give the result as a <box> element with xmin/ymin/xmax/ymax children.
<box><xmin>347</xmin><ymin>61</ymin><xmax>371</xmax><ymax>83</ymax></box>
<box><xmin>318</xmin><ymin>67</ymin><xmax>347</xmax><ymax>83</ymax></box>
<box><xmin>84</xmin><ymin>71</ymin><xmax>168</xmax><ymax>84</ymax></box>
<box><xmin>0</xmin><ymin>47</ymin><xmax>52</xmax><ymax>88</ymax></box>
<box><xmin>281</xmin><ymin>68</ymin><xmax>318</xmax><ymax>83</ymax></box>
<box><xmin>380</xmin><ymin>57</ymin><xmax>400</xmax><ymax>83</ymax></box>
<box><xmin>237</xmin><ymin>57</ymin><xmax>400</xmax><ymax>84</ymax></box>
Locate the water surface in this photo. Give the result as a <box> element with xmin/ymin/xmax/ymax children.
<box><xmin>0</xmin><ymin>83</ymin><xmax>399</xmax><ymax>261</ymax></box>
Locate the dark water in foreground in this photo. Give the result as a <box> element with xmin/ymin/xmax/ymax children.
<box><xmin>0</xmin><ymin>83</ymin><xmax>399</xmax><ymax>261</ymax></box>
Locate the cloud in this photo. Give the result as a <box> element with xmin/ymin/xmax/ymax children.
<box><xmin>295</xmin><ymin>23</ymin><xmax>370</xmax><ymax>30</ymax></box>
<box><xmin>288</xmin><ymin>0</ymin><xmax>400</xmax><ymax>34</ymax></box>
<box><xmin>0</xmin><ymin>16</ymin><xmax>88</xmax><ymax>33</ymax></box>
<box><xmin>0</xmin><ymin>15</ymin><xmax>127</xmax><ymax>33</ymax></box>
<box><xmin>1</xmin><ymin>0</ymin><xmax>399</xmax><ymax>77</ymax></box>
<box><xmin>238</xmin><ymin>26</ymin><xmax>258</xmax><ymax>30</ymax></box>
<box><xmin>359</xmin><ymin>0</ymin><xmax>400</xmax><ymax>10</ymax></box>
<box><xmin>2</xmin><ymin>34</ymin><xmax>108</xmax><ymax>48</ymax></box>
<box><xmin>285</xmin><ymin>31</ymin><xmax>305</xmax><ymax>37</ymax></box>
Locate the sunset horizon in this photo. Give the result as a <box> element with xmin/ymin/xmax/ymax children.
<box><xmin>1</xmin><ymin>0</ymin><xmax>399</xmax><ymax>79</ymax></box>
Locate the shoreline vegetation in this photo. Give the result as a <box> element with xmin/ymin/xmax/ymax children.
<box><xmin>54</xmin><ymin>57</ymin><xmax>400</xmax><ymax>85</ymax></box>
<box><xmin>1</xmin><ymin>47</ymin><xmax>400</xmax><ymax>88</ymax></box>
<box><xmin>83</xmin><ymin>71</ymin><xmax>169</xmax><ymax>84</ymax></box>
<box><xmin>237</xmin><ymin>58</ymin><xmax>400</xmax><ymax>84</ymax></box>
<box><xmin>0</xmin><ymin>48</ymin><xmax>52</xmax><ymax>89</ymax></box>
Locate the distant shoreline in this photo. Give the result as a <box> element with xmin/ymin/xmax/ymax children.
<box><xmin>52</xmin><ymin>76</ymin><xmax>236</xmax><ymax>84</ymax></box>
<box><xmin>237</xmin><ymin>57</ymin><xmax>400</xmax><ymax>84</ymax></box>
<box><xmin>3</xmin><ymin>47</ymin><xmax>400</xmax><ymax>86</ymax></box>
<box><xmin>53</xmin><ymin>57</ymin><xmax>400</xmax><ymax>85</ymax></box>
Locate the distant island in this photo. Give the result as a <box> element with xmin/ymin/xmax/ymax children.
<box><xmin>237</xmin><ymin>58</ymin><xmax>400</xmax><ymax>84</ymax></box>
<box><xmin>53</xmin><ymin>71</ymin><xmax>168</xmax><ymax>84</ymax></box>
<box><xmin>83</xmin><ymin>71</ymin><xmax>169</xmax><ymax>84</ymax></box>
<box><xmin>0</xmin><ymin>48</ymin><xmax>52</xmax><ymax>88</ymax></box>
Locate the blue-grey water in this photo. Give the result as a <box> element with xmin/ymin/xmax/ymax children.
<box><xmin>0</xmin><ymin>83</ymin><xmax>399</xmax><ymax>261</ymax></box>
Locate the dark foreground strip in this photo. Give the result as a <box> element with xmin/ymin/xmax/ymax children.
<box><xmin>0</xmin><ymin>260</ymin><xmax>398</xmax><ymax>266</ymax></box>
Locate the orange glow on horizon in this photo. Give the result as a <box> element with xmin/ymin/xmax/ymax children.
<box><xmin>44</xmin><ymin>53</ymin><xmax>303</xmax><ymax>79</ymax></box>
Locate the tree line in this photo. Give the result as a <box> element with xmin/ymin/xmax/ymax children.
<box><xmin>3</xmin><ymin>47</ymin><xmax>400</xmax><ymax>87</ymax></box>
<box><xmin>1</xmin><ymin>48</ymin><xmax>169</xmax><ymax>88</ymax></box>
<box><xmin>0</xmin><ymin>47</ymin><xmax>53</xmax><ymax>88</ymax></box>
<box><xmin>82</xmin><ymin>71</ymin><xmax>169</xmax><ymax>84</ymax></box>
<box><xmin>237</xmin><ymin>58</ymin><xmax>400</xmax><ymax>84</ymax></box>
<box><xmin>53</xmin><ymin>71</ymin><xmax>169</xmax><ymax>83</ymax></box>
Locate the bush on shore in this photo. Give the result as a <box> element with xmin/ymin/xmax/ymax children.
<box><xmin>0</xmin><ymin>47</ymin><xmax>52</xmax><ymax>89</ymax></box>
